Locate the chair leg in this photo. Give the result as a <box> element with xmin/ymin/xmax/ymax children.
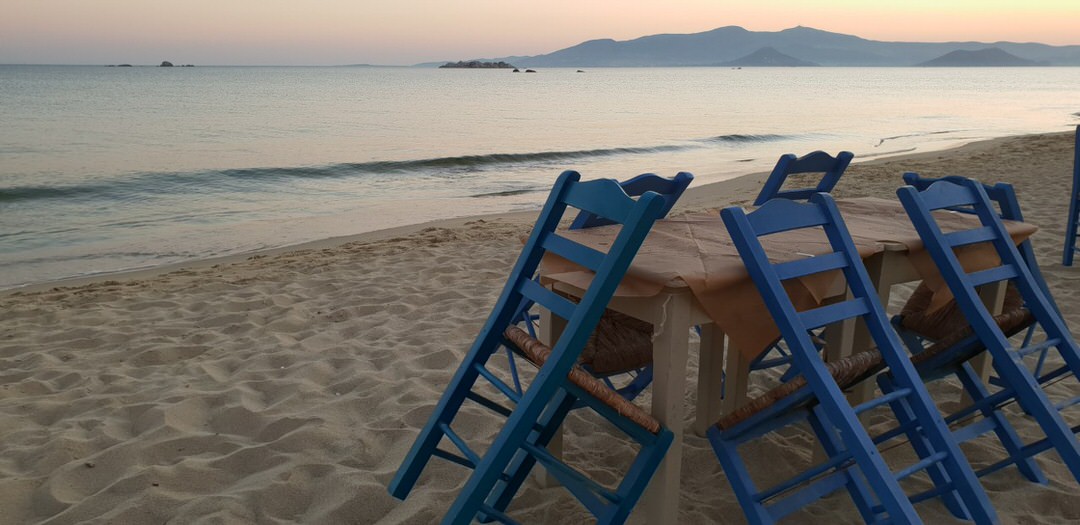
<box><xmin>992</xmin><ymin>352</ymin><xmax>1080</xmax><ymax>483</ymax></box>
<box><xmin>1064</xmin><ymin>195</ymin><xmax>1078</xmax><ymax>266</ymax></box>
<box><xmin>806</xmin><ymin>405</ymin><xmax>879</xmax><ymax>522</ymax></box>
<box><xmin>390</xmin><ymin>343</ymin><xmax>492</xmax><ymax>500</ymax></box>
<box><xmin>877</xmin><ymin>374</ymin><xmax>970</xmax><ymax>520</ymax></box>
<box><xmin>483</xmin><ymin>389</ymin><xmax>578</xmax><ymax>519</ymax></box>
<box><xmin>953</xmin><ymin>362</ymin><xmax>1047</xmax><ymax>484</ymax></box>
<box><xmin>816</xmin><ymin>390</ymin><xmax>922</xmax><ymax>522</ymax></box>
<box><xmin>707</xmin><ymin>426</ymin><xmax>775</xmax><ymax>524</ymax></box>
<box><xmin>882</xmin><ymin>364</ymin><xmax>999</xmax><ymax>525</ymax></box>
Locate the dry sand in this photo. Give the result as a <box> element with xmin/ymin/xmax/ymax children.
<box><xmin>2</xmin><ymin>131</ymin><xmax>1079</xmax><ymax>524</ymax></box>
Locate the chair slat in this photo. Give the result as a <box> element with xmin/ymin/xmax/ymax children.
<box><xmin>541</xmin><ymin>233</ymin><xmax>606</xmax><ymax>272</ymax></box>
<box><xmin>943</xmin><ymin>226</ymin><xmax>997</xmax><ymax>248</ymax></box>
<box><xmin>716</xmin><ymin>190</ymin><xmax>999</xmax><ymax>524</ymax></box>
<box><xmin>798</xmin><ymin>298</ymin><xmax>870</xmax><ymax>331</ymax></box>
<box><xmin>747</xmin><ymin>198</ymin><xmax>829</xmax><ymax>236</ymax></box>
<box><xmin>772</xmin><ymin>251</ymin><xmax>847</xmax><ymax>281</ymax></box>
<box><xmin>562</xmin><ymin>178</ymin><xmax>635</xmax><ymax>226</ymax></box>
<box><xmin>519</xmin><ymin>279</ymin><xmax>576</xmax><ymax>321</ymax></box>
<box><xmin>753</xmin><ymin>150</ymin><xmax>853</xmax><ymax>206</ymax></box>
<box><xmin>967</xmin><ymin>264</ymin><xmax>1018</xmax><ymax>287</ymax></box>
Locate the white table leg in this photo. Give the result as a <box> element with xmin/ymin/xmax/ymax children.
<box><xmin>721</xmin><ymin>339</ymin><xmax>750</xmax><ymax>416</ymax></box>
<box><xmin>963</xmin><ymin>281</ymin><xmax>1008</xmax><ymax>403</ymax></box>
<box><xmin>533</xmin><ymin>306</ymin><xmax>566</xmax><ymax>488</ymax></box>
<box><xmin>694</xmin><ymin>324</ymin><xmax>726</xmax><ymax>436</ymax></box>
<box><xmin>642</xmin><ymin>292</ymin><xmax>692</xmax><ymax>525</ymax></box>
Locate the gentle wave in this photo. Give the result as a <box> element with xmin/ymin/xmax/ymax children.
<box><xmin>0</xmin><ymin>136</ymin><xmax>788</xmax><ymax>204</ymax></box>
<box><xmin>699</xmin><ymin>133</ymin><xmax>790</xmax><ymax>143</ymax></box>
<box><xmin>875</xmin><ymin>129</ymin><xmax>964</xmax><ymax>147</ymax></box>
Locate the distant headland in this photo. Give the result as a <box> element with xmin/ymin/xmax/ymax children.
<box><xmin>439</xmin><ymin>60</ymin><xmax>515</xmax><ymax>69</ymax></box>
<box><xmin>426</xmin><ymin>25</ymin><xmax>1080</xmax><ymax>68</ymax></box>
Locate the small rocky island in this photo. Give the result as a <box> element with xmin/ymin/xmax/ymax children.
<box><xmin>439</xmin><ymin>60</ymin><xmax>515</xmax><ymax>69</ymax></box>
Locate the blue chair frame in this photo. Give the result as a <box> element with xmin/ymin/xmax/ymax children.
<box><xmin>897</xmin><ymin>178</ymin><xmax>1080</xmax><ymax>485</ymax></box>
<box><xmin>753</xmin><ymin>150</ymin><xmax>854</xmax><ymax>206</ymax></box>
<box><xmin>389</xmin><ymin>170</ymin><xmax>673</xmax><ymax>524</ymax></box>
<box><xmin>713</xmin><ymin>193</ymin><xmax>996</xmax><ymax>524</ymax></box>
<box><xmin>898</xmin><ymin>173</ymin><xmax>1060</xmax><ymax>385</ymax></box>
<box><xmin>1065</xmin><ymin>125</ymin><xmax>1080</xmax><ymax>266</ymax></box>
<box><xmin>509</xmin><ymin>171</ymin><xmax>693</xmax><ymax>401</ymax></box>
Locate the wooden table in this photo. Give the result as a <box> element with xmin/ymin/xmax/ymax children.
<box><xmin>537</xmin><ymin>197</ymin><xmax>1036</xmax><ymax>524</ymax></box>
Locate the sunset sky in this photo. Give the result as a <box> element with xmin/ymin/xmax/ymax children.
<box><xmin>2</xmin><ymin>0</ymin><xmax>1078</xmax><ymax>65</ymax></box>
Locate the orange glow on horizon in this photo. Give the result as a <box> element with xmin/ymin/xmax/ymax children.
<box><xmin>2</xmin><ymin>1</ymin><xmax>1077</xmax><ymax>65</ymax></box>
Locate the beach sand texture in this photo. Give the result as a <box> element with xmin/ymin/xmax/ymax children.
<box><xmin>2</xmin><ymin>132</ymin><xmax>1079</xmax><ymax>523</ymax></box>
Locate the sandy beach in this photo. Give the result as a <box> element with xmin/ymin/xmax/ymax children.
<box><xmin>2</xmin><ymin>131</ymin><xmax>1079</xmax><ymax>523</ymax></box>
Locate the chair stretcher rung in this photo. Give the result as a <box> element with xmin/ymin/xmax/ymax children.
<box><xmin>465</xmin><ymin>390</ymin><xmax>514</xmax><ymax>418</ymax></box>
<box><xmin>478</xmin><ymin>504</ymin><xmax>521</xmax><ymax>525</ymax></box>
<box><xmin>893</xmin><ymin>451</ymin><xmax>946</xmax><ymax>481</ymax></box>
<box><xmin>1015</xmin><ymin>338</ymin><xmax>1061</xmax><ymax>359</ymax></box>
<box><xmin>439</xmin><ymin>422</ymin><xmax>481</xmax><ymax>466</ymax></box>
<box><xmin>757</xmin><ymin>450</ymin><xmax>855</xmax><ymax>502</ymax></box>
<box><xmin>909</xmin><ymin>480</ymin><xmax>956</xmax><ymax>505</ymax></box>
<box><xmin>967</xmin><ymin>265</ymin><xmax>1018</xmax><ymax>287</ymax></box>
<box><xmin>473</xmin><ymin>362</ymin><xmax>523</xmax><ymax>405</ymax></box>
<box><xmin>944</xmin><ymin>226</ymin><xmax>997</xmax><ymax>248</ymax></box>
<box><xmin>854</xmin><ymin>388</ymin><xmax>911</xmax><ymax>415</ymax></box>
<box><xmin>766</xmin><ymin>470</ymin><xmax>851</xmax><ymax>521</ymax></box>
<box><xmin>432</xmin><ymin>447</ymin><xmax>476</xmax><ymax>469</ymax></box>
<box><xmin>521</xmin><ymin>441</ymin><xmax>620</xmax><ymax>506</ymax></box>
<box><xmin>1055</xmin><ymin>394</ymin><xmax>1080</xmax><ymax>411</ymax></box>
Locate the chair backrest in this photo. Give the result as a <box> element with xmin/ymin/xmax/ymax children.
<box><xmin>897</xmin><ymin>179</ymin><xmax>1075</xmax><ymax>354</ymax></box>
<box><xmin>721</xmin><ymin>193</ymin><xmax>914</xmax><ymax>401</ymax></box>
<box><xmin>753</xmin><ymin>150</ymin><xmax>854</xmax><ymax>206</ymax></box>
<box><xmin>569</xmin><ymin>171</ymin><xmax>693</xmax><ymax>229</ymax></box>
<box><xmin>479</xmin><ymin>170</ymin><xmax>667</xmax><ymax>385</ymax></box>
<box><xmin>902</xmin><ymin>172</ymin><xmax>1057</xmax><ymax>313</ymax></box>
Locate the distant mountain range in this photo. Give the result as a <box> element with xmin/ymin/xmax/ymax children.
<box><xmin>433</xmin><ymin>26</ymin><xmax>1080</xmax><ymax>67</ymax></box>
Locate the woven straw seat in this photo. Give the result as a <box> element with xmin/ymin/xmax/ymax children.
<box><xmin>504</xmin><ymin>325</ymin><xmax>661</xmax><ymax>434</ymax></box>
<box><xmin>715</xmin><ymin>349</ymin><xmax>884</xmax><ymax>430</ymax></box>
<box><xmin>580</xmin><ymin>309</ymin><xmax>654</xmax><ymax>375</ymax></box>
<box><xmin>900</xmin><ymin>282</ymin><xmax>1034</xmax><ymax>368</ymax></box>
<box><xmin>900</xmin><ymin>282</ymin><xmax>1024</xmax><ymax>341</ymax></box>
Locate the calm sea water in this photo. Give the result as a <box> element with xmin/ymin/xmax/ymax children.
<box><xmin>2</xmin><ymin>65</ymin><xmax>1079</xmax><ymax>289</ymax></box>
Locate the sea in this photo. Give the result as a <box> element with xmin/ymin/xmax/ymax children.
<box><xmin>2</xmin><ymin>65</ymin><xmax>1079</xmax><ymax>289</ymax></box>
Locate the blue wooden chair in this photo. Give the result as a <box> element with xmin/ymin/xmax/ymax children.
<box><xmin>752</xmin><ymin>150</ymin><xmax>855</xmax><ymax>206</ymax></box>
<box><xmin>508</xmin><ymin>171</ymin><xmax>693</xmax><ymax>402</ymax></box>
<box><xmin>389</xmin><ymin>170</ymin><xmax>674</xmax><ymax>524</ymax></box>
<box><xmin>896</xmin><ymin>173</ymin><xmax>1059</xmax><ymax>386</ymax></box>
<box><xmin>712</xmin><ymin>193</ymin><xmax>997</xmax><ymax>524</ymax></box>
<box><xmin>1064</xmin><ymin>125</ymin><xmax>1080</xmax><ymax>266</ymax></box>
<box><xmin>733</xmin><ymin>151</ymin><xmax>854</xmax><ymax>393</ymax></box>
<box><xmin>895</xmin><ymin>178</ymin><xmax>1080</xmax><ymax>485</ymax></box>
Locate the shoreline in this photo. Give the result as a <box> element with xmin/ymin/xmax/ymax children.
<box><xmin>6</xmin><ymin>129</ymin><xmax>1072</xmax><ymax>298</ymax></box>
<box><xmin>2</xmin><ymin>129</ymin><xmax>1078</xmax><ymax>523</ymax></box>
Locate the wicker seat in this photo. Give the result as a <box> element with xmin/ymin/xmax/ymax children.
<box><xmin>897</xmin><ymin>283</ymin><xmax>1034</xmax><ymax>370</ymax></box>
<box><xmin>505</xmin><ymin>325</ymin><xmax>661</xmax><ymax>433</ymax></box>
<box><xmin>716</xmin><ymin>349</ymin><xmax>884</xmax><ymax>430</ymax></box>
<box><xmin>580</xmin><ymin>309</ymin><xmax>654</xmax><ymax>375</ymax></box>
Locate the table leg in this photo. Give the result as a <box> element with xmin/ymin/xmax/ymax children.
<box><xmin>963</xmin><ymin>281</ymin><xmax>1008</xmax><ymax>403</ymax></box>
<box><xmin>642</xmin><ymin>292</ymin><xmax>692</xmax><ymax>525</ymax></box>
<box><xmin>533</xmin><ymin>306</ymin><xmax>566</xmax><ymax>488</ymax></box>
<box><xmin>721</xmin><ymin>339</ymin><xmax>750</xmax><ymax>416</ymax></box>
<box><xmin>847</xmin><ymin>250</ymin><xmax>902</xmax><ymax>404</ymax></box>
<box><xmin>694</xmin><ymin>324</ymin><xmax>726</xmax><ymax>436</ymax></box>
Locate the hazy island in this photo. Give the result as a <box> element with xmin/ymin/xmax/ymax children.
<box><xmin>439</xmin><ymin>60</ymin><xmax>515</xmax><ymax>69</ymax></box>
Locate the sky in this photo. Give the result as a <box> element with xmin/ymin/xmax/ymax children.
<box><xmin>2</xmin><ymin>0</ymin><xmax>1078</xmax><ymax>66</ymax></box>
